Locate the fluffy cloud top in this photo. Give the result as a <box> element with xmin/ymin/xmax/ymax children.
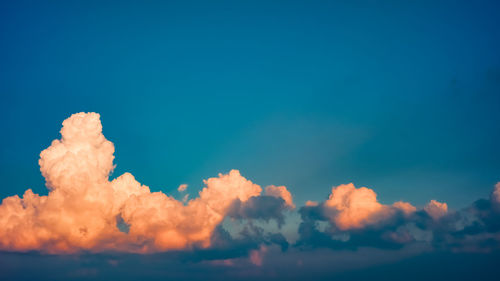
<box><xmin>392</xmin><ymin>201</ymin><xmax>417</xmax><ymax>216</ymax></box>
<box><xmin>323</xmin><ymin>183</ymin><xmax>415</xmax><ymax>230</ymax></box>
<box><xmin>265</xmin><ymin>185</ymin><xmax>295</xmax><ymax>209</ymax></box>
<box><xmin>424</xmin><ymin>200</ymin><xmax>448</xmax><ymax>220</ymax></box>
<box><xmin>0</xmin><ymin>113</ymin><xmax>289</xmax><ymax>254</ymax></box>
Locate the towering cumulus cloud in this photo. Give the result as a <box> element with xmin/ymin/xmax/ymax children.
<box><xmin>0</xmin><ymin>113</ymin><xmax>291</xmax><ymax>253</ymax></box>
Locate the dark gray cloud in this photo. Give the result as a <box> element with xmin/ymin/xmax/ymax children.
<box><xmin>226</xmin><ymin>196</ymin><xmax>289</xmax><ymax>227</ymax></box>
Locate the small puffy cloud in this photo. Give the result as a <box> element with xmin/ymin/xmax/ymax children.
<box><xmin>424</xmin><ymin>200</ymin><xmax>448</xmax><ymax>220</ymax></box>
<box><xmin>393</xmin><ymin>201</ymin><xmax>417</xmax><ymax>216</ymax></box>
<box><xmin>305</xmin><ymin>200</ymin><xmax>318</xmax><ymax>207</ymax></box>
<box><xmin>178</xmin><ymin>184</ymin><xmax>188</xmax><ymax>192</ymax></box>
<box><xmin>323</xmin><ymin>183</ymin><xmax>395</xmax><ymax>230</ymax></box>
<box><xmin>265</xmin><ymin>185</ymin><xmax>295</xmax><ymax>209</ymax></box>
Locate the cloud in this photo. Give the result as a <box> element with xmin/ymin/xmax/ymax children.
<box><xmin>226</xmin><ymin>196</ymin><xmax>287</xmax><ymax>226</ymax></box>
<box><xmin>393</xmin><ymin>201</ymin><xmax>417</xmax><ymax>216</ymax></box>
<box><xmin>0</xmin><ymin>112</ymin><xmax>500</xmax><ymax>260</ymax></box>
<box><xmin>0</xmin><ymin>113</ymin><xmax>268</xmax><ymax>253</ymax></box>
<box><xmin>492</xmin><ymin>182</ymin><xmax>500</xmax><ymax>206</ymax></box>
<box><xmin>305</xmin><ymin>200</ymin><xmax>318</xmax><ymax>207</ymax></box>
<box><xmin>178</xmin><ymin>184</ymin><xmax>188</xmax><ymax>192</ymax></box>
<box><xmin>296</xmin><ymin>181</ymin><xmax>500</xmax><ymax>253</ymax></box>
<box><xmin>265</xmin><ymin>185</ymin><xmax>295</xmax><ymax>209</ymax></box>
<box><xmin>322</xmin><ymin>183</ymin><xmax>414</xmax><ymax>230</ymax></box>
<box><xmin>424</xmin><ymin>200</ymin><xmax>448</xmax><ymax>220</ymax></box>
<box><xmin>226</xmin><ymin>186</ymin><xmax>294</xmax><ymax>227</ymax></box>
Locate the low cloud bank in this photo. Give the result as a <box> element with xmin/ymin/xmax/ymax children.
<box><xmin>0</xmin><ymin>112</ymin><xmax>499</xmax><ymax>262</ymax></box>
<box><xmin>297</xmin><ymin>182</ymin><xmax>500</xmax><ymax>253</ymax></box>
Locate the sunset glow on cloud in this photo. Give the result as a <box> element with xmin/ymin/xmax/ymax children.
<box><xmin>323</xmin><ymin>183</ymin><xmax>406</xmax><ymax>230</ymax></box>
<box><xmin>492</xmin><ymin>182</ymin><xmax>500</xmax><ymax>206</ymax></box>
<box><xmin>0</xmin><ymin>113</ymin><xmax>291</xmax><ymax>253</ymax></box>
<box><xmin>1</xmin><ymin>112</ymin><xmax>499</xmax><ymax>259</ymax></box>
<box><xmin>424</xmin><ymin>199</ymin><xmax>448</xmax><ymax>220</ymax></box>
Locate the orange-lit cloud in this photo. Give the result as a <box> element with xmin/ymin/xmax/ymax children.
<box><xmin>392</xmin><ymin>201</ymin><xmax>417</xmax><ymax>216</ymax></box>
<box><xmin>178</xmin><ymin>184</ymin><xmax>188</xmax><ymax>192</ymax></box>
<box><xmin>323</xmin><ymin>183</ymin><xmax>416</xmax><ymax>230</ymax></box>
<box><xmin>305</xmin><ymin>200</ymin><xmax>318</xmax><ymax>207</ymax></box>
<box><xmin>0</xmin><ymin>113</ymin><xmax>267</xmax><ymax>253</ymax></box>
<box><xmin>492</xmin><ymin>182</ymin><xmax>500</xmax><ymax>204</ymax></box>
<box><xmin>424</xmin><ymin>200</ymin><xmax>448</xmax><ymax>220</ymax></box>
<box><xmin>265</xmin><ymin>185</ymin><xmax>295</xmax><ymax>209</ymax></box>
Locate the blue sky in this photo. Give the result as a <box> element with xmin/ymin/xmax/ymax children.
<box><xmin>1</xmin><ymin>0</ymin><xmax>499</xmax><ymax>208</ymax></box>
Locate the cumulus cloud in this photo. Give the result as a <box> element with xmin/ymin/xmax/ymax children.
<box><xmin>297</xmin><ymin>181</ymin><xmax>500</xmax><ymax>253</ymax></box>
<box><xmin>322</xmin><ymin>183</ymin><xmax>415</xmax><ymax>230</ymax></box>
<box><xmin>296</xmin><ymin>183</ymin><xmax>424</xmax><ymax>251</ymax></box>
<box><xmin>265</xmin><ymin>185</ymin><xmax>295</xmax><ymax>209</ymax></box>
<box><xmin>0</xmin><ymin>113</ymin><xmax>269</xmax><ymax>253</ymax></box>
<box><xmin>424</xmin><ymin>200</ymin><xmax>448</xmax><ymax>220</ymax></box>
<box><xmin>392</xmin><ymin>201</ymin><xmax>417</xmax><ymax>216</ymax></box>
<box><xmin>0</xmin><ymin>112</ymin><xmax>499</xmax><ymax>257</ymax></box>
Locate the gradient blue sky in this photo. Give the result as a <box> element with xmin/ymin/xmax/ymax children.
<box><xmin>1</xmin><ymin>0</ymin><xmax>500</xmax><ymax>210</ymax></box>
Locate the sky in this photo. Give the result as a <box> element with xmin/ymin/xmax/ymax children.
<box><xmin>1</xmin><ymin>1</ymin><xmax>500</xmax><ymax>280</ymax></box>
